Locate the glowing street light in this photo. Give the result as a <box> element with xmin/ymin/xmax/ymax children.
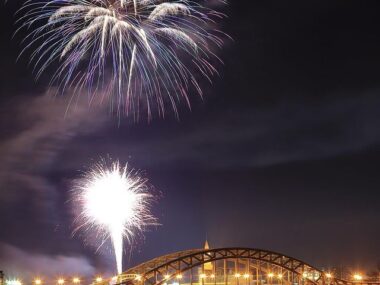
<box><xmin>164</xmin><ymin>275</ymin><xmax>170</xmax><ymax>280</ymax></box>
<box><xmin>325</xmin><ymin>273</ymin><xmax>332</xmax><ymax>279</ymax></box>
<box><xmin>353</xmin><ymin>274</ymin><xmax>363</xmax><ymax>281</ymax></box>
<box><xmin>6</xmin><ymin>279</ymin><xmax>22</xmax><ymax>285</ymax></box>
<box><xmin>267</xmin><ymin>273</ymin><xmax>274</xmax><ymax>278</ymax></box>
<box><xmin>210</xmin><ymin>275</ymin><xmax>215</xmax><ymax>279</ymax></box>
<box><xmin>277</xmin><ymin>274</ymin><xmax>283</xmax><ymax>279</ymax></box>
<box><xmin>95</xmin><ymin>277</ymin><xmax>103</xmax><ymax>283</ymax></box>
<box><xmin>176</xmin><ymin>274</ymin><xmax>182</xmax><ymax>280</ymax></box>
<box><xmin>244</xmin><ymin>274</ymin><xmax>250</xmax><ymax>279</ymax></box>
<box><xmin>302</xmin><ymin>273</ymin><xmax>308</xmax><ymax>278</ymax></box>
<box><xmin>234</xmin><ymin>274</ymin><xmax>241</xmax><ymax>278</ymax></box>
<box><xmin>58</xmin><ymin>279</ymin><xmax>65</xmax><ymax>285</ymax></box>
<box><xmin>200</xmin><ymin>274</ymin><xmax>207</xmax><ymax>279</ymax></box>
<box><xmin>34</xmin><ymin>279</ymin><xmax>42</xmax><ymax>285</ymax></box>
<box><xmin>73</xmin><ymin>278</ymin><xmax>81</xmax><ymax>284</ymax></box>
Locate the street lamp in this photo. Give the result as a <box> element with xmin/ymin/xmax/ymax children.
<box><xmin>73</xmin><ymin>278</ymin><xmax>80</xmax><ymax>284</ymax></box>
<box><xmin>34</xmin><ymin>279</ymin><xmax>42</xmax><ymax>285</ymax></box>
<box><xmin>135</xmin><ymin>275</ymin><xmax>142</xmax><ymax>281</ymax></box>
<box><xmin>95</xmin><ymin>277</ymin><xmax>103</xmax><ymax>283</ymax></box>
<box><xmin>7</xmin><ymin>279</ymin><xmax>22</xmax><ymax>285</ymax></box>
<box><xmin>353</xmin><ymin>274</ymin><xmax>363</xmax><ymax>281</ymax></box>
<box><xmin>57</xmin><ymin>279</ymin><xmax>65</xmax><ymax>285</ymax></box>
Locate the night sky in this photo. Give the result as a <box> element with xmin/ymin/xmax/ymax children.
<box><xmin>1</xmin><ymin>0</ymin><xmax>380</xmax><ymax>280</ymax></box>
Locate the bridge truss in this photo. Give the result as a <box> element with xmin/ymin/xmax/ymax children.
<box><xmin>113</xmin><ymin>248</ymin><xmax>379</xmax><ymax>285</ymax></box>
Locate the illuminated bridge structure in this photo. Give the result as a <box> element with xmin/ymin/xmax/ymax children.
<box><xmin>110</xmin><ymin>247</ymin><xmax>379</xmax><ymax>285</ymax></box>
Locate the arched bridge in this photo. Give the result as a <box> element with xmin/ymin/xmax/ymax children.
<box><xmin>112</xmin><ymin>248</ymin><xmax>379</xmax><ymax>285</ymax></box>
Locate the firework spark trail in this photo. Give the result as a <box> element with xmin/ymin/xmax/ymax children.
<box><xmin>18</xmin><ymin>0</ymin><xmax>228</xmax><ymax>118</ymax></box>
<box><xmin>72</xmin><ymin>160</ymin><xmax>157</xmax><ymax>274</ymax></box>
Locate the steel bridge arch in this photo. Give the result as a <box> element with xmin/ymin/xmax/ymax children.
<box><xmin>120</xmin><ymin>248</ymin><xmax>349</xmax><ymax>285</ymax></box>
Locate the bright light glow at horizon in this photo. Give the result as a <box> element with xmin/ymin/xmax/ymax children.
<box><xmin>353</xmin><ymin>274</ymin><xmax>363</xmax><ymax>281</ymax></box>
<box><xmin>6</xmin><ymin>279</ymin><xmax>22</xmax><ymax>285</ymax></box>
<box><xmin>72</xmin><ymin>278</ymin><xmax>80</xmax><ymax>284</ymax></box>
<box><xmin>34</xmin><ymin>279</ymin><xmax>42</xmax><ymax>285</ymax></box>
<box><xmin>73</xmin><ymin>159</ymin><xmax>157</xmax><ymax>274</ymax></box>
<box><xmin>57</xmin><ymin>279</ymin><xmax>64</xmax><ymax>285</ymax></box>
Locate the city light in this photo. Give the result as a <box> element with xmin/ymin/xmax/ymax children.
<box><xmin>6</xmin><ymin>279</ymin><xmax>22</xmax><ymax>285</ymax></box>
<box><xmin>34</xmin><ymin>279</ymin><xmax>42</xmax><ymax>285</ymax></box>
<box><xmin>210</xmin><ymin>275</ymin><xmax>215</xmax><ymax>279</ymax></box>
<box><xmin>268</xmin><ymin>273</ymin><xmax>274</xmax><ymax>278</ymax></box>
<box><xmin>135</xmin><ymin>275</ymin><xmax>142</xmax><ymax>281</ymax></box>
<box><xmin>73</xmin><ymin>278</ymin><xmax>80</xmax><ymax>284</ymax></box>
<box><xmin>176</xmin><ymin>274</ymin><xmax>182</xmax><ymax>280</ymax></box>
<box><xmin>164</xmin><ymin>275</ymin><xmax>170</xmax><ymax>280</ymax></box>
<box><xmin>325</xmin><ymin>273</ymin><xmax>332</xmax><ymax>279</ymax></box>
<box><xmin>277</xmin><ymin>274</ymin><xmax>283</xmax><ymax>279</ymax></box>
<box><xmin>353</xmin><ymin>274</ymin><xmax>363</xmax><ymax>281</ymax></box>
<box><xmin>234</xmin><ymin>273</ymin><xmax>241</xmax><ymax>278</ymax></box>
<box><xmin>200</xmin><ymin>274</ymin><xmax>207</xmax><ymax>279</ymax></box>
<box><xmin>95</xmin><ymin>277</ymin><xmax>103</xmax><ymax>283</ymax></box>
<box><xmin>57</xmin><ymin>279</ymin><xmax>65</xmax><ymax>285</ymax></box>
<box><xmin>302</xmin><ymin>272</ymin><xmax>308</xmax><ymax>278</ymax></box>
<box><xmin>244</xmin><ymin>274</ymin><xmax>250</xmax><ymax>279</ymax></box>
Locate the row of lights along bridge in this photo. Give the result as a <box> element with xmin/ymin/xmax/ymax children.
<box><xmin>4</xmin><ymin>272</ymin><xmax>366</xmax><ymax>285</ymax></box>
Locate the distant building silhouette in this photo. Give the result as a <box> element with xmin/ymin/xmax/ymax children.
<box><xmin>0</xmin><ymin>271</ymin><xmax>4</xmax><ymax>285</ymax></box>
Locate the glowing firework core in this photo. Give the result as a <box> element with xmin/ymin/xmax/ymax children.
<box><xmin>74</xmin><ymin>161</ymin><xmax>156</xmax><ymax>274</ymax></box>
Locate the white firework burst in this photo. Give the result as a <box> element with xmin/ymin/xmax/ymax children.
<box><xmin>72</xmin><ymin>159</ymin><xmax>157</xmax><ymax>274</ymax></box>
<box><xmin>19</xmin><ymin>0</ymin><xmax>228</xmax><ymax>118</ymax></box>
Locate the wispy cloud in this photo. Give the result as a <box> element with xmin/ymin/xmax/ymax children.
<box><xmin>0</xmin><ymin>242</ymin><xmax>96</xmax><ymax>279</ymax></box>
<box><xmin>0</xmin><ymin>91</ymin><xmax>109</xmax><ymax>273</ymax></box>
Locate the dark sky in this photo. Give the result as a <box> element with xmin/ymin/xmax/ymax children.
<box><xmin>1</xmin><ymin>0</ymin><xmax>380</xmax><ymax>280</ymax></box>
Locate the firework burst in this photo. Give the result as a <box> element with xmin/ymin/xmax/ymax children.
<box><xmin>72</xmin><ymin>159</ymin><xmax>157</xmax><ymax>274</ymax></box>
<box><xmin>19</xmin><ymin>0</ymin><xmax>228</xmax><ymax>118</ymax></box>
